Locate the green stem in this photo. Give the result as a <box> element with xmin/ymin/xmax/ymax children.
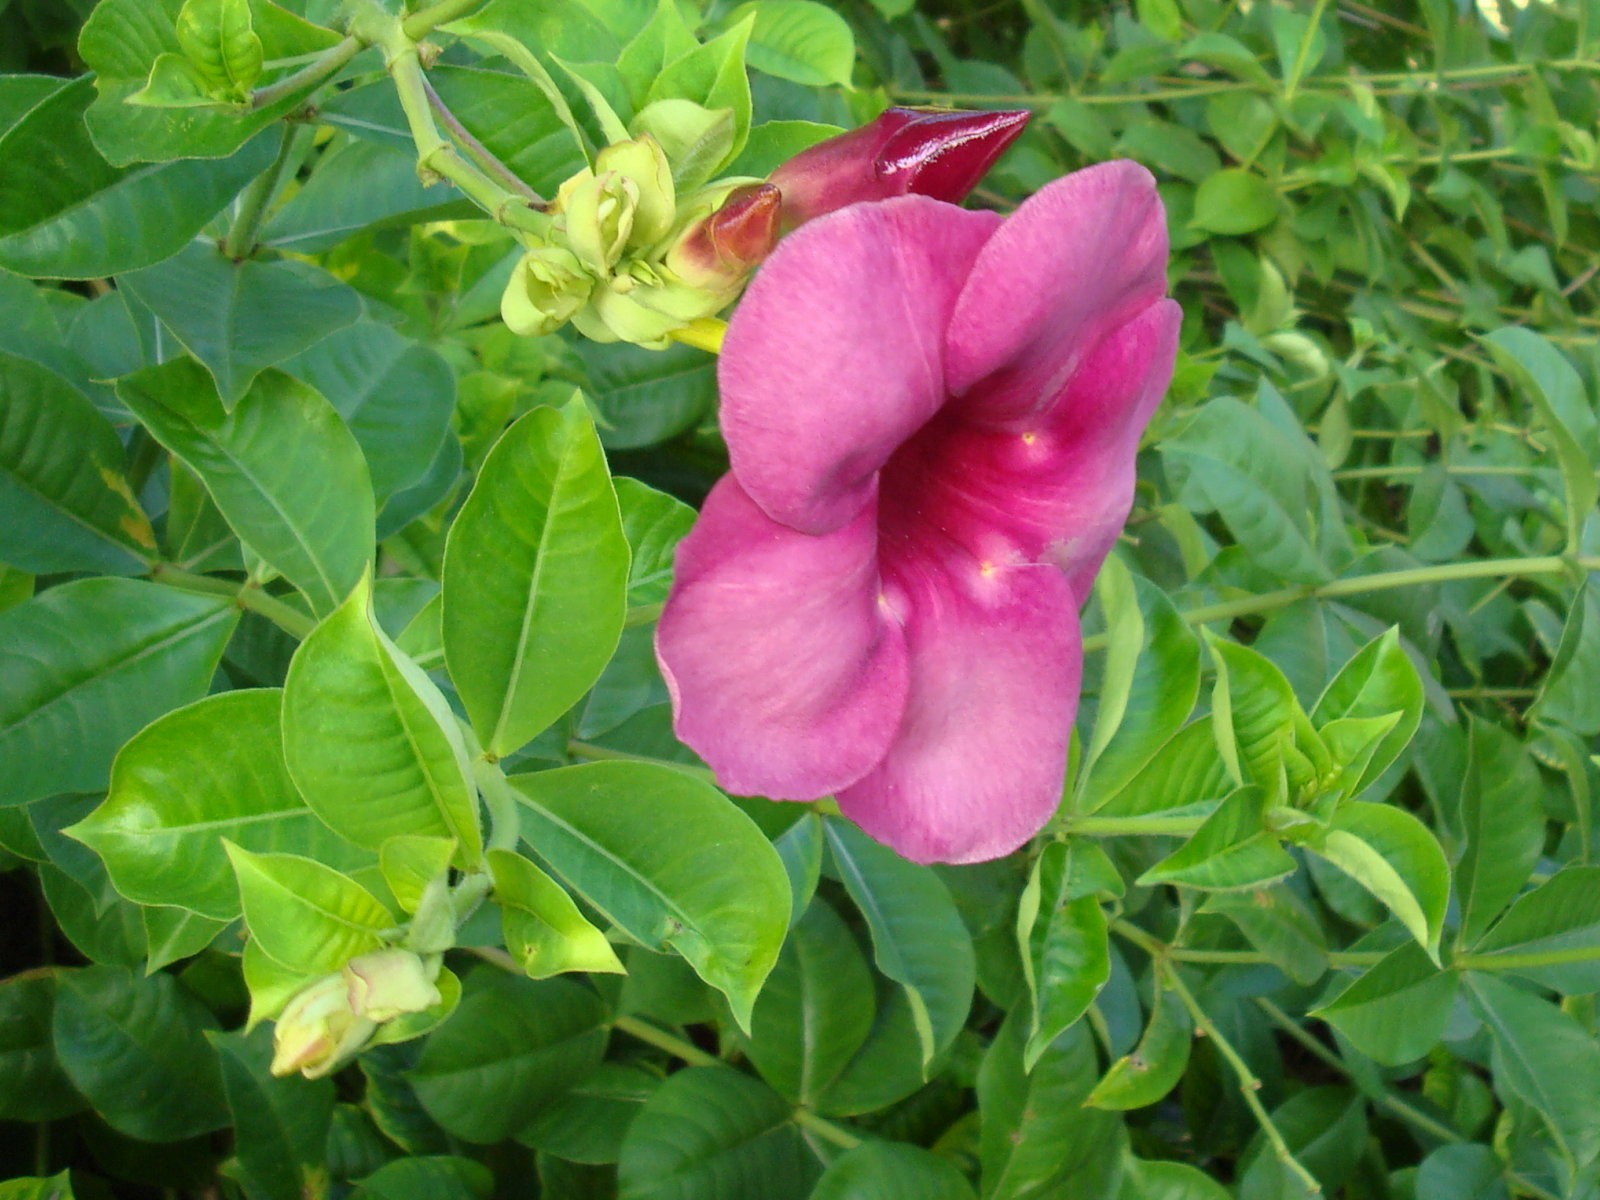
<box><xmin>1060</xmin><ymin>814</ymin><xmax>1208</xmax><ymax>838</ymax></box>
<box><xmin>250</xmin><ymin>34</ymin><xmax>361</xmax><ymax>109</ymax></box>
<box><xmin>792</xmin><ymin>1106</ymin><xmax>864</xmax><ymax>1150</ymax></box>
<box><xmin>401</xmin><ymin>0</ymin><xmax>487</xmax><ymax>39</ymax></box>
<box><xmin>625</xmin><ymin>602</ymin><xmax>664</xmax><ymax>629</ymax></box>
<box><xmin>1166</xmin><ymin>969</ymin><xmax>1324</xmax><ymax>1194</ymax></box>
<box><xmin>1454</xmin><ymin>945</ymin><xmax>1600</xmax><ymax>972</ymax></box>
<box><xmin>150</xmin><ymin>564</ymin><xmax>316</xmax><ymax>639</ymax></box>
<box><xmin>612</xmin><ymin>1014</ymin><xmax>721</xmax><ymax>1067</ymax></box>
<box><xmin>473</xmin><ymin>758</ymin><xmax>523</xmax><ymax>853</ymax></box>
<box><xmin>1282</xmin><ymin>0</ymin><xmax>1332</xmax><ymax>100</ymax></box>
<box><xmin>567</xmin><ymin>740</ymin><xmax>718</xmax><ymax>784</ymax></box>
<box><xmin>421</xmin><ymin>74</ymin><xmax>544</xmax><ymax>205</ymax></box>
<box><xmin>222</xmin><ymin>124</ymin><xmax>310</xmax><ymax>260</ymax></box>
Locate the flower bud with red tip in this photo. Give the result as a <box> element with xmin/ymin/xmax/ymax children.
<box><xmin>666</xmin><ymin>183</ymin><xmax>783</xmax><ymax>290</ymax></box>
<box><xmin>768</xmin><ymin>107</ymin><xmax>1030</xmax><ymax>229</ymax></box>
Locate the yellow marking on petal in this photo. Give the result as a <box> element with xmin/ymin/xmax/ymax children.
<box><xmin>670</xmin><ymin>317</ymin><xmax>727</xmax><ymax>355</ymax></box>
<box><xmin>980</xmin><ymin>562</ymin><xmax>996</xmax><ymax>578</ymax></box>
<box><xmin>1020</xmin><ymin>432</ymin><xmax>1037</xmax><ymax>445</ymax></box>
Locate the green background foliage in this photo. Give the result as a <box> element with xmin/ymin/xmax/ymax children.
<box><xmin>3</xmin><ymin>0</ymin><xmax>1600</xmax><ymax>1197</ymax></box>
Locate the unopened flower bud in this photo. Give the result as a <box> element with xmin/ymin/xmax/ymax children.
<box><xmin>770</xmin><ymin>107</ymin><xmax>1030</xmax><ymax>228</ymax></box>
<box><xmin>596</xmin><ymin>135</ymin><xmax>677</xmax><ymax>249</ymax></box>
<box><xmin>560</xmin><ymin>170</ymin><xmax>638</xmax><ymax>273</ymax></box>
<box><xmin>343</xmin><ymin>949</ymin><xmax>441</xmax><ymax>1023</ymax></box>
<box><xmin>665</xmin><ymin>183</ymin><xmax>781</xmax><ymax>289</ymax></box>
<box><xmin>632</xmin><ymin>98</ymin><xmax>736</xmax><ymax>192</ymax></box>
<box><xmin>502</xmin><ymin>244</ymin><xmax>594</xmax><ymax>337</ymax></box>
<box><xmin>269</xmin><ymin>971</ymin><xmax>376</xmax><ymax>1080</ymax></box>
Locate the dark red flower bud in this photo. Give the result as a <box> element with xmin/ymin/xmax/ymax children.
<box><xmin>667</xmin><ymin>183</ymin><xmax>783</xmax><ymax>287</ymax></box>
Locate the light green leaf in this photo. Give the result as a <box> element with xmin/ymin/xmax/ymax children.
<box><xmin>119</xmin><ymin>241</ymin><xmax>363</xmax><ymax>405</ymax></box>
<box><xmin>1139</xmin><ymin>786</ymin><xmax>1297</xmax><ymax>891</ymax></box>
<box><xmin>142</xmin><ymin>905</ymin><xmax>227</xmax><ymax>973</ymax></box>
<box><xmin>826</xmin><ymin>820</ymin><xmax>975</xmax><ymax>1070</ymax></box>
<box><xmin>176</xmin><ymin>0</ymin><xmax>263</xmax><ymax>98</ymax></box>
<box><xmin>0</xmin><ymin>350</ymin><xmax>156</xmax><ymax>574</ymax></box>
<box><xmin>1465</xmin><ymin>865</ymin><xmax>1600</xmax><ymax>994</ymax></box>
<box><xmin>1311</xmin><ymin>627</ymin><xmax>1424</xmax><ymax>795</ymax></box>
<box><xmin>283</xmin><ymin>576</ymin><xmax>482</xmax><ymax>864</ymax></box>
<box><xmin>408</xmin><ymin>970</ymin><xmax>608</xmax><ymax>1143</ymax></box>
<box><xmin>1202</xmin><ymin>886</ymin><xmax>1328</xmax><ymax>985</ymax></box>
<box><xmin>732</xmin><ymin>1</ymin><xmax>855</xmax><ymax>88</ymax></box>
<box><xmin>118</xmin><ymin>360</ymin><xmax>373</xmax><ymax>617</ymax></box>
<box><xmin>69</xmin><ymin>689</ymin><xmax>367</xmax><ymax>921</ymax></box>
<box><xmin>741</xmin><ymin>895</ymin><xmax>874</xmax><ymax>1105</ymax></box>
<box><xmin>1082</xmin><ymin>554</ymin><xmax>1145</xmax><ymax>781</ymax></box>
<box><xmin>1453</xmin><ymin>717</ymin><xmax>1544</xmax><ymax>947</ymax></box>
<box><xmin>645</xmin><ymin>17</ymin><xmax>754</xmax><ymax>169</ymax></box>
<box><xmin>225</xmin><ymin>844</ymin><xmax>395</xmax><ymax>974</ymax></box>
<box><xmin>380</xmin><ymin>835</ymin><xmax>456</xmax><ymax>915</ymax></box>
<box><xmin>509</xmin><ymin>762</ymin><xmax>790</xmax><ymax>1032</ymax></box>
<box><xmin>443</xmin><ymin>400</ymin><xmax>629</xmax><ymax>757</ymax></box>
<box><xmin>1018</xmin><ymin>858</ymin><xmax>1111</xmax><ymax>1071</ymax></box>
<box><xmin>616</xmin><ymin>1066</ymin><xmax>820</xmax><ymax>1200</ymax></box>
<box><xmin>1314</xmin><ymin>941</ymin><xmax>1457</xmax><ymax>1065</ymax></box>
<box><xmin>1086</xmin><ymin>983</ymin><xmax>1192</xmax><ymax>1110</ymax></box>
<box><xmin>489</xmin><ymin>847</ymin><xmax>626</xmax><ymax>979</ymax></box>
<box><xmin>0</xmin><ymin>76</ymin><xmax>276</xmax><ymax>276</ymax></box>
<box><xmin>615</xmin><ymin>477</ymin><xmax>695</xmax><ymax>608</ymax></box>
<box><xmin>1305</xmin><ymin>802</ymin><xmax>1450</xmax><ymax>961</ymax></box>
<box><xmin>0</xmin><ymin>578</ymin><xmax>237</xmax><ymax>808</ymax></box>
<box><xmin>0</xmin><ymin>1173</ymin><xmax>73</xmax><ymax>1200</ymax></box>
<box><xmin>53</xmin><ymin>965</ymin><xmax>227</xmax><ymax>1142</ymax></box>
<box><xmin>1191</xmin><ymin>168</ymin><xmax>1279</xmax><ymax>234</ymax></box>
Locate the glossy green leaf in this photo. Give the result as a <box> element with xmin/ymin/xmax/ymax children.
<box><xmin>813</xmin><ymin>980</ymin><xmax>925</xmax><ymax>1118</ymax></box>
<box><xmin>0</xmin><ymin>973</ymin><xmax>83</xmax><ymax>1122</ymax></box>
<box><xmin>616</xmin><ymin>477</ymin><xmax>695</xmax><ymax>607</ymax></box>
<box><xmin>0</xmin><ymin>76</ymin><xmax>275</xmax><ymax>276</ymax></box>
<box><xmin>283</xmin><ymin>576</ymin><xmax>482</xmax><ymax>863</ymax></box>
<box><xmin>52</xmin><ymin>965</ymin><xmax>227</xmax><ymax>1141</ymax></box>
<box><xmin>1091</xmin><ymin>717</ymin><xmax>1230</xmax><ymax>819</ymax></box>
<box><xmin>509</xmin><ymin>762</ymin><xmax>790</xmax><ymax>1031</ymax></box>
<box><xmin>518</xmin><ymin>1062</ymin><xmax>660</xmax><ymax>1164</ymax></box>
<box><xmin>1191</xmin><ymin>168</ymin><xmax>1279</xmax><ymax>234</ymax></box>
<box><xmin>443</xmin><ymin>400</ymin><xmax>629</xmax><ymax>757</ymax></box>
<box><xmin>1311</xmin><ymin>627</ymin><xmax>1425</xmax><ymax>796</ymax></box>
<box><xmin>381</xmin><ymin>835</ymin><xmax>456</xmax><ymax>915</ymax></box>
<box><xmin>826</xmin><ymin>819</ymin><xmax>975</xmax><ymax>1069</ymax></box>
<box><xmin>616</xmin><ymin>1066</ymin><xmax>820</xmax><ymax>1200</ymax></box>
<box><xmin>174</xmin><ymin>0</ymin><xmax>263</xmax><ymax>98</ymax></box>
<box><xmin>225</xmin><ymin>845</ymin><xmax>394</xmax><ymax>973</ymax></box>
<box><xmin>1086</xmin><ymin>983</ymin><xmax>1192</xmax><ymax>1110</ymax></box>
<box><xmin>210</xmin><ymin>1026</ymin><xmax>335</xmax><ymax>1200</ymax></box>
<box><xmin>733</xmin><ymin>1</ymin><xmax>855</xmax><ymax>87</ymax></box>
<box><xmin>1020</xmin><ymin>885</ymin><xmax>1110</xmax><ymax>1071</ymax></box>
<box><xmin>0</xmin><ymin>578</ymin><xmax>237</xmax><ymax>808</ymax></box>
<box><xmin>1119</xmin><ymin>1158</ymin><xmax>1231</xmax><ymax>1200</ymax></box>
<box><xmin>1140</xmin><ymin>787</ymin><xmax>1297</xmax><ymax>891</ymax></box>
<box><xmin>1314</xmin><ymin>941</ymin><xmax>1457</xmax><ymax>1065</ymax></box>
<box><xmin>118</xmin><ymin>360</ymin><xmax>372</xmax><ymax>617</ymax></box>
<box><xmin>742</xmin><ymin>895</ymin><xmax>874</xmax><ymax>1104</ymax></box>
<box><xmin>1466</xmin><ymin>972</ymin><xmax>1600</xmax><ymax>1168</ymax></box>
<box><xmin>489</xmin><ymin>846</ymin><xmax>625</xmax><ymax>978</ymax></box>
<box><xmin>1208</xmin><ymin>635</ymin><xmax>1316</xmax><ymax>796</ymax></box>
<box><xmin>142</xmin><ymin>905</ymin><xmax>227</xmax><ymax>973</ymax></box>
<box><xmin>645</xmin><ymin>18</ymin><xmax>754</xmax><ymax>168</ymax></box>
<box><xmin>264</xmin><ymin>137</ymin><xmax>465</xmax><ymax>254</ymax></box>
<box><xmin>1453</xmin><ymin>717</ymin><xmax>1543</xmax><ymax>946</ymax></box>
<box><xmin>119</xmin><ymin>242</ymin><xmax>363</xmax><ymax>405</ymax></box>
<box><xmin>70</xmin><ymin>689</ymin><xmax>364</xmax><ymax>921</ymax></box>
<box><xmin>1465</xmin><ymin>865</ymin><xmax>1600</xmax><ymax>993</ymax></box>
<box><xmin>1305</xmin><ymin>802</ymin><xmax>1450</xmax><ymax>961</ymax></box>
<box><xmin>577</xmin><ymin>339</ymin><xmax>718</xmax><ymax>451</ymax></box>
<box><xmin>1082</xmin><ymin>554</ymin><xmax>1144</xmax><ymax>781</ymax></box>
<box><xmin>409</xmin><ymin>970</ymin><xmax>608</xmax><ymax>1143</ymax></box>
<box><xmin>0</xmin><ymin>350</ymin><xmax>155</xmax><ymax>574</ymax></box>
<box><xmin>810</xmin><ymin>1143</ymin><xmax>975</xmax><ymax>1200</ymax></box>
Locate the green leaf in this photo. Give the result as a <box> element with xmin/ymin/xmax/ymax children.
<box><xmin>118</xmin><ymin>360</ymin><xmax>372</xmax><ymax>616</ymax></box>
<box><xmin>1238</xmin><ymin>1087</ymin><xmax>1364</xmax><ymax>1199</ymax></box>
<box><xmin>52</xmin><ymin>964</ymin><xmax>227</xmax><ymax>1141</ymax></box>
<box><xmin>381</xmin><ymin>835</ymin><xmax>456</xmax><ymax>915</ymax></box>
<box><xmin>725</xmin><ymin>119</ymin><xmax>840</xmax><ymax>177</ymax></box>
<box><xmin>1081</xmin><ymin>554</ymin><xmax>1144</xmax><ymax>782</ymax></box>
<box><xmin>1208</xmin><ymin>631</ymin><xmax>1319</xmax><ymax>797</ymax></box>
<box><xmin>812</xmin><ymin>980</ymin><xmax>924</xmax><ymax>1118</ymax></box>
<box><xmin>283</xmin><ymin>576</ymin><xmax>482</xmax><ymax>863</ymax></box>
<box><xmin>408</xmin><ymin>970</ymin><xmax>608</xmax><ymax>1143</ymax></box>
<box><xmin>1305</xmin><ymin>802</ymin><xmax>1450</xmax><ymax>961</ymax></box>
<box><xmin>175</xmin><ymin>0</ymin><xmax>263</xmax><ymax>98</ymax></box>
<box><xmin>1191</xmin><ymin>168</ymin><xmax>1279</xmax><ymax>234</ymax></box>
<box><xmin>741</xmin><ymin>895</ymin><xmax>874</xmax><ymax>1105</ymax></box>
<box><xmin>142</xmin><ymin>905</ymin><xmax>227</xmax><ymax>972</ymax></box>
<box><xmin>825</xmin><ymin>819</ymin><xmax>975</xmax><ymax>1069</ymax></box>
<box><xmin>1139</xmin><ymin>786</ymin><xmax>1297</xmax><ymax>891</ymax></box>
<box><xmin>1413</xmin><ymin>1145</ymin><xmax>1511</xmax><ymax>1200</ymax></box>
<box><xmin>616</xmin><ymin>1066</ymin><xmax>820</xmax><ymax>1200</ymax></box>
<box><xmin>519</xmin><ymin>1062</ymin><xmax>660</xmax><ymax>1164</ymax></box>
<box><xmin>490</xmin><ymin>847</ymin><xmax>625</xmax><ymax>978</ymax></box>
<box><xmin>1314</xmin><ymin>941</ymin><xmax>1457</xmax><ymax>1065</ymax></box>
<box><xmin>1311</xmin><ymin>627</ymin><xmax>1424</xmax><ymax>795</ymax></box>
<box><xmin>810</xmin><ymin>1143</ymin><xmax>975</xmax><ymax>1200</ymax></box>
<box><xmin>1091</xmin><ymin>717</ymin><xmax>1231</xmax><ymax>819</ymax></box>
<box><xmin>1483</xmin><ymin>327</ymin><xmax>1596</xmax><ymax>554</ymax></box>
<box><xmin>354</xmin><ymin>1157</ymin><xmax>495</xmax><ymax>1200</ymax></box>
<box><xmin>1021</xmin><ymin>893</ymin><xmax>1109</xmax><ymax>1071</ymax></box>
<box><xmin>1453</xmin><ymin>718</ymin><xmax>1543</xmax><ymax>946</ymax></box>
<box><xmin>69</xmin><ymin>689</ymin><xmax>367</xmax><ymax>921</ymax></box>
<box><xmin>0</xmin><ymin>578</ymin><xmax>237</xmax><ymax>808</ymax></box>
<box><xmin>509</xmin><ymin>762</ymin><xmax>789</xmax><ymax>1031</ymax></box>
<box><xmin>209</xmin><ymin>1027</ymin><xmax>335</xmax><ymax>1200</ymax></box>
<box><xmin>0</xmin><ymin>1174</ymin><xmax>73</xmax><ymax>1200</ymax></box>
<box><xmin>576</xmin><ymin>338</ymin><xmax>718</xmax><ymax>450</ymax></box>
<box><xmin>443</xmin><ymin>400</ymin><xmax>629</xmax><ymax>757</ymax></box>
<box><xmin>1466</xmin><ymin>972</ymin><xmax>1600</xmax><ymax>1168</ymax></box>
<box><xmin>1201</xmin><ymin>886</ymin><xmax>1328</xmax><ymax>985</ymax></box>
<box><xmin>0</xmin><ymin>350</ymin><xmax>156</xmax><ymax>574</ymax></box>
<box><xmin>1530</xmin><ymin>580</ymin><xmax>1600</xmax><ymax>736</ymax></box>
<box><xmin>616</xmin><ymin>477</ymin><xmax>695</xmax><ymax>607</ymax></box>
<box><xmin>0</xmin><ymin>973</ymin><xmax>83</xmax><ymax>1122</ymax></box>
<box><xmin>1119</xmin><ymin>1158</ymin><xmax>1231</xmax><ymax>1200</ymax></box>
<box><xmin>1465</xmin><ymin>865</ymin><xmax>1600</xmax><ymax>994</ymax></box>
<box><xmin>284</xmin><ymin>321</ymin><xmax>456</xmax><ymax>505</ymax></box>
<box><xmin>732</xmin><ymin>1</ymin><xmax>855</xmax><ymax>88</ymax></box>
<box><xmin>119</xmin><ymin>241</ymin><xmax>363</xmax><ymax>405</ymax></box>
<box><xmin>0</xmin><ymin>76</ymin><xmax>276</xmax><ymax>276</ymax></box>
<box><xmin>1086</xmin><ymin>983</ymin><xmax>1192</xmax><ymax>1110</ymax></box>
<box><xmin>225</xmin><ymin>844</ymin><xmax>394</xmax><ymax>973</ymax></box>
<box><xmin>645</xmin><ymin>18</ymin><xmax>754</xmax><ymax>169</ymax></box>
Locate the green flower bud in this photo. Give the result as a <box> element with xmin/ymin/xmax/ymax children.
<box><xmin>572</xmin><ymin>262</ymin><xmax>730</xmax><ymax>349</ymax></box>
<box><xmin>501</xmin><ymin>244</ymin><xmax>594</xmax><ymax>337</ymax></box>
<box><xmin>559</xmin><ymin>170</ymin><xmax>638</xmax><ymax>274</ymax></box>
<box><xmin>631</xmin><ymin>98</ymin><xmax>736</xmax><ymax>192</ymax></box>
<box><xmin>269</xmin><ymin>971</ymin><xmax>376</xmax><ymax>1080</ymax></box>
<box><xmin>596</xmin><ymin>134</ymin><xmax>676</xmax><ymax>250</ymax></box>
<box><xmin>344</xmin><ymin>949</ymin><xmax>442</xmax><ymax>1023</ymax></box>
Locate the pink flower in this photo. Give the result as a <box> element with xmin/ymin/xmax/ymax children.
<box><xmin>770</xmin><ymin>107</ymin><xmax>1031</xmax><ymax>230</ymax></box>
<box><xmin>655</xmin><ymin>162</ymin><xmax>1180</xmax><ymax>864</ymax></box>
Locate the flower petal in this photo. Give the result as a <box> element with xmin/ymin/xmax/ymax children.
<box><xmin>656</xmin><ymin>475</ymin><xmax>908</xmax><ymax>799</ymax></box>
<box><xmin>719</xmin><ymin>197</ymin><xmax>1001</xmax><ymax>535</ymax></box>
<box><xmin>881</xmin><ymin>299</ymin><xmax>1180</xmax><ymax>600</ymax></box>
<box><xmin>836</xmin><ymin>560</ymin><xmax>1081</xmax><ymax>864</ymax></box>
<box><xmin>945</xmin><ymin>160</ymin><xmax>1170</xmax><ymax>427</ymax></box>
